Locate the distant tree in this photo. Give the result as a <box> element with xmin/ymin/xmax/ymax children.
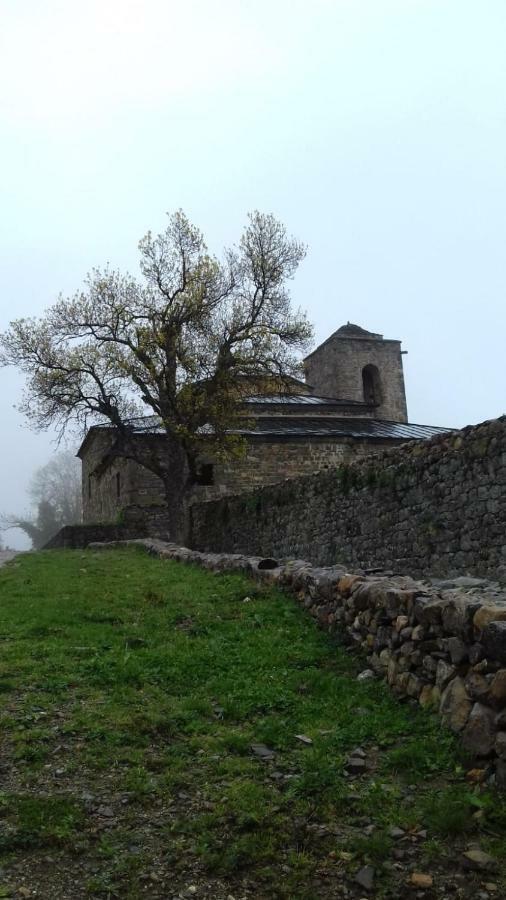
<box><xmin>0</xmin><ymin>210</ymin><xmax>312</xmax><ymax>541</ymax></box>
<box><xmin>28</xmin><ymin>451</ymin><xmax>81</xmax><ymax>525</ymax></box>
<box><xmin>1</xmin><ymin>451</ymin><xmax>81</xmax><ymax>549</ymax></box>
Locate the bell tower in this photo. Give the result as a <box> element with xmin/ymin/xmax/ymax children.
<box><xmin>303</xmin><ymin>323</ymin><xmax>408</xmax><ymax>423</ymax></box>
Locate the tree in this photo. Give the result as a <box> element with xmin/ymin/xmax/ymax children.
<box><xmin>0</xmin><ymin>211</ymin><xmax>312</xmax><ymax>541</ymax></box>
<box><xmin>1</xmin><ymin>451</ymin><xmax>82</xmax><ymax>549</ymax></box>
<box><xmin>28</xmin><ymin>450</ymin><xmax>81</xmax><ymax>525</ymax></box>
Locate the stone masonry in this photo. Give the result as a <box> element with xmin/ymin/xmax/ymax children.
<box><xmin>304</xmin><ymin>323</ymin><xmax>408</xmax><ymax>422</ymax></box>
<box><xmin>191</xmin><ymin>416</ymin><xmax>506</xmax><ymax>579</ymax></box>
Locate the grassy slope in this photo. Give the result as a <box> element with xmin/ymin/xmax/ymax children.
<box><xmin>0</xmin><ymin>548</ymin><xmax>504</xmax><ymax>899</ymax></box>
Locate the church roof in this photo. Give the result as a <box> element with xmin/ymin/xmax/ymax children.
<box><xmin>243</xmin><ymin>393</ymin><xmax>369</xmax><ymax>408</ymax></box>
<box><xmin>229</xmin><ymin>417</ymin><xmax>450</xmax><ymax>441</ymax></box>
<box><xmin>78</xmin><ymin>412</ymin><xmax>449</xmax><ymax>458</ymax></box>
<box><xmin>304</xmin><ymin>322</ymin><xmax>401</xmax><ymax>360</ymax></box>
<box><xmin>335</xmin><ymin>323</ymin><xmax>383</xmax><ymax>338</ymax></box>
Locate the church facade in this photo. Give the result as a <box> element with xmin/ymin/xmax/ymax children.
<box><xmin>78</xmin><ymin>323</ymin><xmax>448</xmax><ymax>524</ymax></box>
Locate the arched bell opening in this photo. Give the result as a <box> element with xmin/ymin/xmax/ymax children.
<box><xmin>362</xmin><ymin>364</ymin><xmax>383</xmax><ymax>406</ymax></box>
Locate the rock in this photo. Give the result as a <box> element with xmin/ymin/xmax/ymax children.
<box><xmin>489</xmin><ymin>669</ymin><xmax>506</xmax><ymax>705</ymax></box>
<box><xmin>294</xmin><ymin>734</ymin><xmax>313</xmax><ymax>745</ymax></box>
<box><xmin>494</xmin><ymin>731</ymin><xmax>506</xmax><ymax>759</ymax></box>
<box><xmin>474</xmin><ymin>603</ymin><xmax>506</xmax><ymax>632</ymax></box>
<box><xmin>419</xmin><ymin>684</ymin><xmax>440</xmax><ymax>708</ymax></box>
<box><xmin>462</xmin><ymin>849</ymin><xmax>498</xmax><ymax>871</ymax></box>
<box><xmin>411</xmin><ymin>624</ymin><xmax>425</xmax><ymax>641</ymax></box>
<box><xmin>389</xmin><ymin>826</ymin><xmax>405</xmax><ymax>839</ymax></box>
<box><xmin>387</xmin><ymin>659</ymin><xmax>398</xmax><ymax>686</ymax></box>
<box><xmin>496</xmin><ymin>759</ymin><xmax>506</xmax><ymax>791</ymax></box>
<box><xmin>395</xmin><ymin>615</ymin><xmax>409</xmax><ymax>632</ymax></box>
<box><xmin>496</xmin><ymin>709</ymin><xmax>506</xmax><ymax>728</ymax></box>
<box><xmin>378</xmin><ymin>648</ymin><xmax>391</xmax><ymax>668</ymax></box>
<box><xmin>469</xmin><ymin>642</ymin><xmax>485</xmax><ymax>665</ymax></box>
<box><xmin>250</xmin><ymin>743</ymin><xmax>275</xmax><ymax>760</ymax></box>
<box><xmin>345</xmin><ymin>757</ymin><xmax>366</xmax><ymax>774</ymax></box>
<box><xmin>422</xmin><ymin>654</ymin><xmax>437</xmax><ymax>676</ymax></box>
<box><xmin>350</xmin><ymin>746</ymin><xmax>367</xmax><ymax>758</ymax></box>
<box><xmin>481</xmin><ymin>622</ymin><xmax>506</xmax><ymax>664</ymax></box>
<box><xmin>448</xmin><ymin>636</ymin><xmax>468</xmax><ymax>665</ymax></box>
<box><xmin>97</xmin><ymin>805</ymin><xmax>115</xmax><ymax>817</ymax></box>
<box><xmin>338</xmin><ymin>574</ymin><xmax>365</xmax><ymax>596</ymax></box>
<box><xmin>440</xmin><ymin>677</ymin><xmax>472</xmax><ymax>732</ymax></box>
<box><xmin>354</xmin><ymin>865</ymin><xmax>375</xmax><ymax>891</ymax></box>
<box><xmin>442</xmin><ymin>596</ymin><xmax>479</xmax><ymax>638</ymax></box>
<box><xmin>465</xmin><ymin>671</ymin><xmax>490</xmax><ymax>701</ymax></box>
<box><xmin>453</xmin><ymin>576</ymin><xmax>489</xmax><ymax>588</ymax></box>
<box><xmin>414</xmin><ymin>596</ymin><xmax>445</xmax><ymax>626</ymax></box>
<box><xmin>474</xmin><ymin>658</ymin><xmax>489</xmax><ymax>673</ymax></box>
<box><xmin>436</xmin><ymin>659</ymin><xmax>457</xmax><ymax>690</ymax></box>
<box><xmin>408</xmin><ymin>873</ymin><xmax>433</xmax><ymax>888</ymax></box>
<box><xmin>462</xmin><ymin>704</ymin><xmax>497</xmax><ymax>757</ymax></box>
<box><xmin>357</xmin><ymin>669</ymin><xmax>375</xmax><ymax>682</ymax></box>
<box><xmin>406</xmin><ymin>674</ymin><xmax>423</xmax><ymax>698</ymax></box>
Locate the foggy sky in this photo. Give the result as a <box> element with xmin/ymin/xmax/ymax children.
<box><xmin>1</xmin><ymin>0</ymin><xmax>505</xmax><ymax>549</ymax></box>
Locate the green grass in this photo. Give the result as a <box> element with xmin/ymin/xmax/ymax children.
<box><xmin>0</xmin><ymin>548</ymin><xmax>504</xmax><ymax>898</ymax></box>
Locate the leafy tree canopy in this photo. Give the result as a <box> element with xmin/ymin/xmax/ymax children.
<box><xmin>0</xmin><ymin>210</ymin><xmax>312</xmax><ymax>539</ymax></box>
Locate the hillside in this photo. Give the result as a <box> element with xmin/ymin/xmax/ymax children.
<box><xmin>0</xmin><ymin>549</ymin><xmax>504</xmax><ymax>898</ymax></box>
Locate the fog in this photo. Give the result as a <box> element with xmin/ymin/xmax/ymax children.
<box><xmin>1</xmin><ymin>0</ymin><xmax>505</xmax><ymax>549</ymax></box>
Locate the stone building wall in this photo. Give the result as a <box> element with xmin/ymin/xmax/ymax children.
<box><xmin>209</xmin><ymin>437</ymin><xmax>394</xmax><ymax>496</ymax></box>
<box><xmin>304</xmin><ymin>334</ymin><xmax>408</xmax><ymax>423</ymax></box>
<box><xmin>191</xmin><ymin>417</ymin><xmax>506</xmax><ymax>579</ymax></box>
<box><xmin>81</xmin><ymin>431</ymin><xmax>397</xmax><ymax>522</ymax></box>
<box><xmin>81</xmin><ymin>432</ymin><xmax>168</xmax><ymax>523</ymax></box>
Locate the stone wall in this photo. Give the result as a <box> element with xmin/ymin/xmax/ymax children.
<box><xmin>44</xmin><ymin>523</ymin><xmax>144</xmax><ymax>550</ymax></box>
<box><xmin>91</xmin><ymin>538</ymin><xmax>506</xmax><ymax>789</ymax></box>
<box><xmin>44</xmin><ymin>505</ymin><xmax>172</xmax><ymax>550</ymax></box>
<box><xmin>191</xmin><ymin>417</ymin><xmax>506</xmax><ymax>579</ymax></box>
<box><xmin>81</xmin><ymin>429</ymin><xmax>398</xmax><ymax>522</ymax></box>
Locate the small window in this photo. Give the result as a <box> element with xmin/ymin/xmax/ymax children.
<box><xmin>116</xmin><ymin>472</ymin><xmax>121</xmax><ymax>498</ymax></box>
<box><xmin>88</xmin><ymin>475</ymin><xmax>92</xmax><ymax>499</ymax></box>
<box><xmin>362</xmin><ymin>364</ymin><xmax>383</xmax><ymax>406</ymax></box>
<box><xmin>197</xmin><ymin>463</ymin><xmax>214</xmax><ymax>486</ymax></box>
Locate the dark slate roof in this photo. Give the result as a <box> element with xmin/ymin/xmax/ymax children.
<box><xmin>229</xmin><ymin>417</ymin><xmax>450</xmax><ymax>441</ymax></box>
<box><xmin>335</xmin><ymin>323</ymin><xmax>382</xmax><ymax>338</ymax></box>
<box><xmin>244</xmin><ymin>393</ymin><xmax>369</xmax><ymax>408</ymax></box>
<box><xmin>77</xmin><ymin>412</ymin><xmax>450</xmax><ymax>457</ymax></box>
<box><xmin>304</xmin><ymin>323</ymin><xmax>402</xmax><ymax>360</ymax></box>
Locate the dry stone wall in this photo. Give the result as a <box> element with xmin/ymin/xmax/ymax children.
<box><xmin>88</xmin><ymin>538</ymin><xmax>506</xmax><ymax>789</ymax></box>
<box><xmin>191</xmin><ymin>417</ymin><xmax>506</xmax><ymax>579</ymax></box>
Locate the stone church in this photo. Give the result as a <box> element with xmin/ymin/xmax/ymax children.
<box><xmin>78</xmin><ymin>323</ymin><xmax>448</xmax><ymax>524</ymax></box>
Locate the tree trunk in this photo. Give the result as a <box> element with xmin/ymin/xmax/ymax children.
<box><xmin>159</xmin><ymin>439</ymin><xmax>193</xmax><ymax>546</ymax></box>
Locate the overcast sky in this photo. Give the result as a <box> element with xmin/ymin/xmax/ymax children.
<box><xmin>1</xmin><ymin>0</ymin><xmax>505</xmax><ymax>548</ymax></box>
